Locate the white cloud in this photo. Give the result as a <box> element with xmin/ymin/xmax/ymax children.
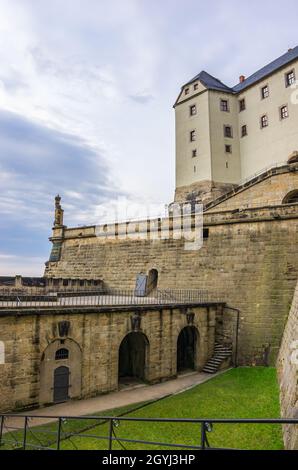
<box><xmin>0</xmin><ymin>0</ymin><xmax>297</xmax><ymax>274</ymax></box>
<box><xmin>0</xmin><ymin>253</ymin><xmax>45</xmax><ymax>276</ymax></box>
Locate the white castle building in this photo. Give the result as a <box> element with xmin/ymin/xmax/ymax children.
<box><xmin>174</xmin><ymin>46</ymin><xmax>298</xmax><ymax>203</ymax></box>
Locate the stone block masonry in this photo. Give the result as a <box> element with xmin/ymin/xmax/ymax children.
<box><xmin>205</xmin><ymin>164</ymin><xmax>298</xmax><ymax>212</ymax></box>
<box><xmin>0</xmin><ymin>303</ymin><xmax>220</xmax><ymax>411</ymax></box>
<box><xmin>45</xmin><ymin>203</ymin><xmax>298</xmax><ymax>366</ymax></box>
<box><xmin>277</xmin><ymin>281</ymin><xmax>298</xmax><ymax>450</ymax></box>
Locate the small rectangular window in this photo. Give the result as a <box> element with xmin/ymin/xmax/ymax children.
<box><xmin>185</xmin><ymin>87</ymin><xmax>190</xmax><ymax>95</ymax></box>
<box><xmin>220</xmin><ymin>99</ymin><xmax>229</xmax><ymax>112</ymax></box>
<box><xmin>260</xmin><ymin>114</ymin><xmax>268</xmax><ymax>128</ymax></box>
<box><xmin>280</xmin><ymin>105</ymin><xmax>289</xmax><ymax>119</ymax></box>
<box><xmin>192</xmin><ymin>149</ymin><xmax>197</xmax><ymax>158</ymax></box>
<box><xmin>224</xmin><ymin>125</ymin><xmax>233</xmax><ymax>138</ymax></box>
<box><xmin>194</xmin><ymin>83</ymin><xmax>198</xmax><ymax>90</ymax></box>
<box><xmin>241</xmin><ymin>125</ymin><xmax>247</xmax><ymax>137</ymax></box>
<box><xmin>225</xmin><ymin>145</ymin><xmax>232</xmax><ymax>153</ymax></box>
<box><xmin>285</xmin><ymin>70</ymin><xmax>295</xmax><ymax>87</ymax></box>
<box><xmin>190</xmin><ymin>130</ymin><xmax>196</xmax><ymax>142</ymax></box>
<box><xmin>203</xmin><ymin>228</ymin><xmax>209</xmax><ymax>238</ymax></box>
<box><xmin>261</xmin><ymin>85</ymin><xmax>269</xmax><ymax>99</ymax></box>
<box><xmin>239</xmin><ymin>98</ymin><xmax>246</xmax><ymax>111</ymax></box>
<box><xmin>189</xmin><ymin>104</ymin><xmax>197</xmax><ymax>116</ymax></box>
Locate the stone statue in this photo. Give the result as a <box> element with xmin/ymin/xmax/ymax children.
<box><xmin>131</xmin><ymin>313</ymin><xmax>141</xmax><ymax>331</ymax></box>
<box><xmin>54</xmin><ymin>194</ymin><xmax>64</xmax><ymax>227</ymax></box>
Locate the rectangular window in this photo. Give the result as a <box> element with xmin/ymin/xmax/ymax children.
<box><xmin>189</xmin><ymin>104</ymin><xmax>197</xmax><ymax>116</ymax></box>
<box><xmin>285</xmin><ymin>70</ymin><xmax>295</xmax><ymax>87</ymax></box>
<box><xmin>241</xmin><ymin>125</ymin><xmax>247</xmax><ymax>137</ymax></box>
<box><xmin>185</xmin><ymin>87</ymin><xmax>190</xmax><ymax>95</ymax></box>
<box><xmin>239</xmin><ymin>98</ymin><xmax>246</xmax><ymax>111</ymax></box>
<box><xmin>225</xmin><ymin>144</ymin><xmax>232</xmax><ymax>153</ymax></box>
<box><xmin>261</xmin><ymin>85</ymin><xmax>269</xmax><ymax>99</ymax></box>
<box><xmin>224</xmin><ymin>125</ymin><xmax>233</xmax><ymax>138</ymax></box>
<box><xmin>280</xmin><ymin>105</ymin><xmax>289</xmax><ymax>119</ymax></box>
<box><xmin>220</xmin><ymin>99</ymin><xmax>229</xmax><ymax>112</ymax></box>
<box><xmin>203</xmin><ymin>228</ymin><xmax>209</xmax><ymax>238</ymax></box>
<box><xmin>190</xmin><ymin>130</ymin><xmax>196</xmax><ymax>142</ymax></box>
<box><xmin>192</xmin><ymin>149</ymin><xmax>197</xmax><ymax>158</ymax></box>
<box><xmin>194</xmin><ymin>83</ymin><xmax>198</xmax><ymax>90</ymax></box>
<box><xmin>261</xmin><ymin>114</ymin><xmax>268</xmax><ymax>128</ymax></box>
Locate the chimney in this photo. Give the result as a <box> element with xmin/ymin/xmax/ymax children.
<box><xmin>288</xmin><ymin>48</ymin><xmax>293</xmax><ymax>52</ymax></box>
<box><xmin>239</xmin><ymin>75</ymin><xmax>245</xmax><ymax>83</ymax></box>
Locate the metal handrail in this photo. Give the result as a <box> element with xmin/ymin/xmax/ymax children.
<box><xmin>0</xmin><ymin>288</ymin><xmax>217</xmax><ymax>309</ymax></box>
<box><xmin>0</xmin><ymin>414</ymin><xmax>296</xmax><ymax>451</ymax></box>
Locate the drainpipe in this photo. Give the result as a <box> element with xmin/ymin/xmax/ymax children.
<box><xmin>223</xmin><ymin>306</ymin><xmax>240</xmax><ymax>368</ymax></box>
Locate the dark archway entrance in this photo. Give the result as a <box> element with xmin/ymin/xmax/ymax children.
<box><xmin>177</xmin><ymin>326</ymin><xmax>198</xmax><ymax>373</ymax></box>
<box><xmin>53</xmin><ymin>366</ymin><xmax>70</xmax><ymax>403</ymax></box>
<box><xmin>118</xmin><ymin>332</ymin><xmax>148</xmax><ymax>385</ymax></box>
<box><xmin>147</xmin><ymin>269</ymin><xmax>158</xmax><ymax>293</ymax></box>
<box><xmin>282</xmin><ymin>190</ymin><xmax>298</xmax><ymax>204</ymax></box>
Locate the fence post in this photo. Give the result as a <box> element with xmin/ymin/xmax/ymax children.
<box><xmin>57</xmin><ymin>417</ymin><xmax>62</xmax><ymax>450</ymax></box>
<box><xmin>200</xmin><ymin>421</ymin><xmax>206</xmax><ymax>450</ymax></box>
<box><xmin>23</xmin><ymin>416</ymin><xmax>28</xmax><ymax>450</ymax></box>
<box><xmin>0</xmin><ymin>416</ymin><xmax>4</xmax><ymax>447</ymax></box>
<box><xmin>108</xmin><ymin>419</ymin><xmax>113</xmax><ymax>450</ymax></box>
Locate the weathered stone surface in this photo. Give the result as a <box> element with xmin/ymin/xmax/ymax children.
<box><xmin>174</xmin><ymin>180</ymin><xmax>235</xmax><ymax>204</ymax></box>
<box><xmin>206</xmin><ymin>164</ymin><xmax>298</xmax><ymax>212</ymax></box>
<box><xmin>277</xmin><ymin>281</ymin><xmax>298</xmax><ymax>450</ymax></box>
<box><xmin>44</xmin><ymin>203</ymin><xmax>298</xmax><ymax>366</ymax></box>
<box><xmin>0</xmin><ymin>304</ymin><xmax>220</xmax><ymax>412</ymax></box>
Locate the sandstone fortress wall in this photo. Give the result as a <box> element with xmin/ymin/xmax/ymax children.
<box><xmin>0</xmin><ymin>304</ymin><xmax>220</xmax><ymax>411</ymax></box>
<box><xmin>45</xmin><ymin>167</ymin><xmax>298</xmax><ymax>367</ymax></box>
<box><xmin>277</xmin><ymin>281</ymin><xmax>298</xmax><ymax>450</ymax></box>
<box><xmin>0</xmin><ymin>48</ymin><xmax>298</xmax><ymax>422</ymax></box>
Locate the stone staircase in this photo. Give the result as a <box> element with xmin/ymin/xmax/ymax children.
<box><xmin>202</xmin><ymin>342</ymin><xmax>233</xmax><ymax>374</ymax></box>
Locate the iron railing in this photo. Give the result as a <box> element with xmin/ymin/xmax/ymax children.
<box><xmin>0</xmin><ymin>414</ymin><xmax>296</xmax><ymax>451</ymax></box>
<box><xmin>0</xmin><ymin>288</ymin><xmax>217</xmax><ymax>309</ymax></box>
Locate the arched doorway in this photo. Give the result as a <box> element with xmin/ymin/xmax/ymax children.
<box><xmin>118</xmin><ymin>332</ymin><xmax>148</xmax><ymax>385</ymax></box>
<box><xmin>177</xmin><ymin>326</ymin><xmax>198</xmax><ymax>373</ymax></box>
<box><xmin>53</xmin><ymin>366</ymin><xmax>70</xmax><ymax>403</ymax></box>
<box><xmin>39</xmin><ymin>338</ymin><xmax>82</xmax><ymax>405</ymax></box>
<box><xmin>147</xmin><ymin>269</ymin><xmax>158</xmax><ymax>293</ymax></box>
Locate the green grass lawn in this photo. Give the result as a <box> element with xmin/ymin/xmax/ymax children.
<box><xmin>1</xmin><ymin>367</ymin><xmax>283</xmax><ymax>451</ymax></box>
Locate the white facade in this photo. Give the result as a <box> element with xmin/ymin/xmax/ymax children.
<box><xmin>175</xmin><ymin>51</ymin><xmax>298</xmax><ymax>192</ymax></box>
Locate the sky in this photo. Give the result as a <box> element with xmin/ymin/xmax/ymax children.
<box><xmin>0</xmin><ymin>0</ymin><xmax>297</xmax><ymax>276</ymax></box>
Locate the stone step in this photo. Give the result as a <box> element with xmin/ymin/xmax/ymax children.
<box><xmin>202</xmin><ymin>342</ymin><xmax>232</xmax><ymax>373</ymax></box>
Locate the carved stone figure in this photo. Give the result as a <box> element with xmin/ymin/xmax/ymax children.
<box><xmin>54</xmin><ymin>195</ymin><xmax>64</xmax><ymax>227</ymax></box>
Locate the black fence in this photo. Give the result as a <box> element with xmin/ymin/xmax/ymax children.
<box><xmin>0</xmin><ymin>288</ymin><xmax>217</xmax><ymax>309</ymax></box>
<box><xmin>0</xmin><ymin>414</ymin><xmax>296</xmax><ymax>451</ymax></box>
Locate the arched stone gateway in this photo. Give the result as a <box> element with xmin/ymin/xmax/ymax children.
<box><xmin>39</xmin><ymin>338</ymin><xmax>82</xmax><ymax>405</ymax></box>
<box><xmin>177</xmin><ymin>326</ymin><xmax>199</xmax><ymax>373</ymax></box>
<box><xmin>118</xmin><ymin>332</ymin><xmax>149</xmax><ymax>385</ymax></box>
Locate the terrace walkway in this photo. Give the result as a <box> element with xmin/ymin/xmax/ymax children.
<box><xmin>0</xmin><ymin>288</ymin><xmax>214</xmax><ymax>309</ymax></box>
<box><xmin>3</xmin><ymin>370</ymin><xmax>228</xmax><ymax>432</ymax></box>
